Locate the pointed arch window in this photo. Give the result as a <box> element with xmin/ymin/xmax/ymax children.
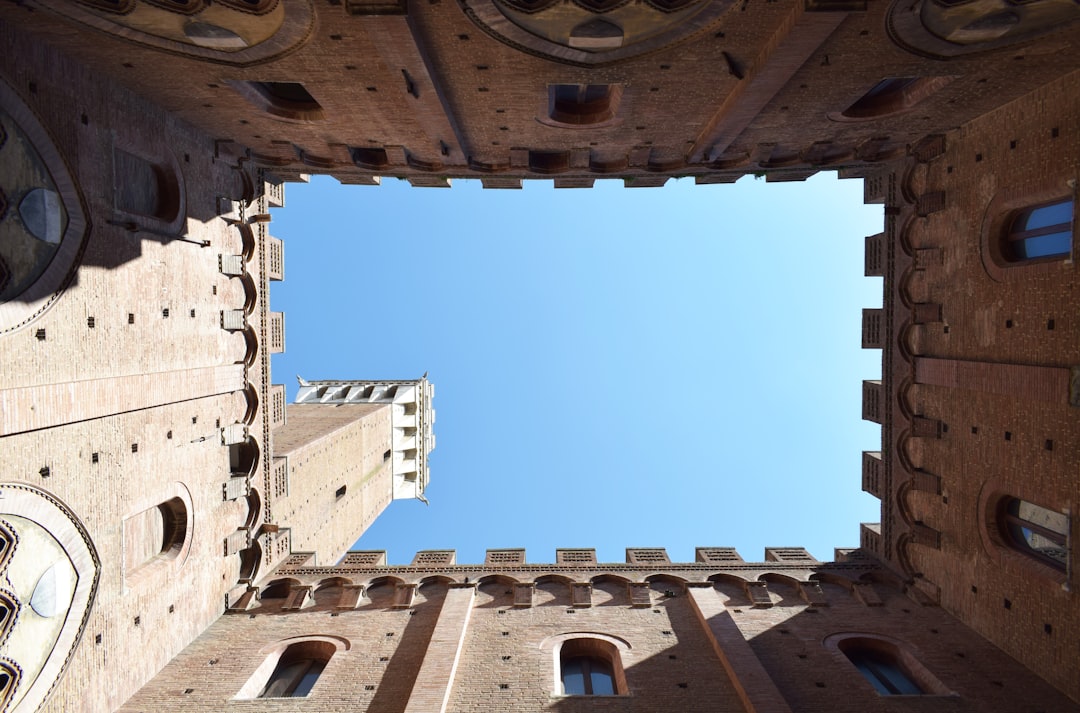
<box><xmin>999</xmin><ymin>498</ymin><xmax>1068</xmax><ymax>572</ymax></box>
<box><xmin>1003</xmin><ymin>199</ymin><xmax>1073</xmax><ymax>262</ymax></box>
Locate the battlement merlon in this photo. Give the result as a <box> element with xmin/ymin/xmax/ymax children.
<box><xmin>294</xmin><ymin>375</ymin><xmax>435</xmax><ymax>500</ymax></box>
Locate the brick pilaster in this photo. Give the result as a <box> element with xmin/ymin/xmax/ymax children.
<box><xmin>403</xmin><ymin>583</ymin><xmax>476</xmax><ymax>713</ymax></box>
<box><xmin>686</xmin><ymin>584</ymin><xmax>794</xmax><ymax>713</ymax></box>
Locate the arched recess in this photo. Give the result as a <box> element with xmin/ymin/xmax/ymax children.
<box><xmin>243</xmin><ymin>489</ymin><xmax>262</xmax><ymax>531</ymax></box>
<box><xmin>757</xmin><ymin>572</ymin><xmax>804</xmax><ymax>605</ymax></box>
<box><xmin>239</xmin><ymin>272</ymin><xmax>258</xmax><ymax>315</ymax></box>
<box><xmin>260</xmin><ymin>578</ymin><xmax>301</xmax><ymax>600</ymax></box>
<box><xmin>362</xmin><ymin>576</ymin><xmax>404</xmax><ymax>607</ymax></box>
<box><xmin>643</xmin><ymin>573</ymin><xmax>687</xmax><ymax>587</ymax></box>
<box><xmin>313</xmin><ymin>577</ymin><xmax>353</xmax><ymax>606</ymax></box>
<box><xmin>534</xmin><ymin>574</ymin><xmax>575</xmax><ymax>606</ymax></box>
<box><xmin>899</xmin><ymin>321</ymin><xmax>920</xmax><ymax>363</ymax></box>
<box><xmin>241</xmin><ymin>382</ymin><xmax>260</xmax><ymax>425</ymax></box>
<box><xmin>706</xmin><ymin>572</ymin><xmax>752</xmax><ymax>606</ymax></box>
<box><xmin>0</xmin><ymin>80</ymin><xmax>88</xmax><ymax>335</ymax></box>
<box><xmin>808</xmin><ymin>571</ymin><xmax>856</xmax><ymax>593</ymax></box>
<box><xmin>590</xmin><ymin>574</ymin><xmax>631</xmax><ymax>607</ymax></box>
<box><xmin>239</xmin><ymin>325</ymin><xmax>259</xmax><ymax>367</ymax></box>
<box><xmin>898</xmin><ymin>379</ymin><xmax>918</xmax><ymax>422</ymax></box>
<box><xmin>475</xmin><ymin>575</ymin><xmax>516</xmax><ymax>608</ymax></box>
<box><xmin>898</xmin><ymin>430</ymin><xmax>921</xmax><ymax>476</ymax></box>
<box><xmin>896</xmin><ymin>481</ymin><xmax>919</xmax><ymax>531</ymax></box>
<box><xmin>230</xmin><ymin>436</ymin><xmax>260</xmax><ymax>479</ymax></box>
<box><xmin>895</xmin><ymin>534</ymin><xmax>921</xmax><ymax>580</ymax></box>
<box><xmin>123</xmin><ymin>482</ymin><xmax>194</xmax><ymax>587</ymax></box>
<box><xmin>0</xmin><ymin>486</ymin><xmax>99</xmax><ymax>713</ymax></box>
<box><xmin>237</xmin><ymin>542</ymin><xmax>263</xmax><ymax>584</ymax></box>
<box><xmin>111</xmin><ymin>146</ymin><xmax>185</xmax><ymax>231</ymax></box>
<box><xmin>858</xmin><ymin>569</ymin><xmax>908</xmax><ymax>593</ymax></box>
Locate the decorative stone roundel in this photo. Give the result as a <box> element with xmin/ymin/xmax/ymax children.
<box><xmin>0</xmin><ymin>80</ymin><xmax>87</xmax><ymax>334</ymax></box>
<box><xmin>468</xmin><ymin>0</ymin><xmax>732</xmax><ymax>66</ymax></box>
<box><xmin>0</xmin><ymin>485</ymin><xmax>100</xmax><ymax>713</ymax></box>
<box><xmin>886</xmin><ymin>0</ymin><xmax>1079</xmax><ymax>58</ymax></box>
<box><xmin>36</xmin><ymin>0</ymin><xmax>314</xmax><ymax>67</ymax></box>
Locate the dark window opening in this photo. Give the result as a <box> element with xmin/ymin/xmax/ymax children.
<box><xmin>253</xmin><ymin>82</ymin><xmax>317</xmax><ymax>105</ymax></box>
<box><xmin>841</xmin><ymin>77</ymin><xmax>950</xmax><ymax>119</ymax></box>
<box><xmin>260</xmin><ymin>654</ymin><xmax>328</xmax><ymax>698</ymax></box>
<box><xmin>562</xmin><ymin>656</ymin><xmax>614</xmax><ymax>695</ymax></box>
<box><xmin>845</xmin><ymin>647</ymin><xmax>922</xmax><ymax>695</ymax></box>
<box><xmin>240</xmin><ymin>82</ymin><xmax>324</xmax><ymax>121</ymax></box>
<box><xmin>350</xmin><ymin>147</ymin><xmax>390</xmax><ymax>170</ymax></box>
<box><xmin>549</xmin><ymin>84</ymin><xmax>620</xmax><ymax>126</ymax></box>
<box><xmin>559</xmin><ymin>638</ymin><xmax>623</xmax><ymax>696</ymax></box>
<box><xmin>113</xmin><ymin>149</ymin><xmax>181</xmax><ymax>222</ymax></box>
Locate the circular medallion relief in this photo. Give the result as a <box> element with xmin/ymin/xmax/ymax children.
<box><xmin>887</xmin><ymin>0</ymin><xmax>1079</xmax><ymax>58</ymax></box>
<box><xmin>462</xmin><ymin>0</ymin><xmax>732</xmax><ymax>65</ymax></box>
<box><xmin>39</xmin><ymin>0</ymin><xmax>314</xmax><ymax>66</ymax></box>
<box><xmin>0</xmin><ymin>485</ymin><xmax>99</xmax><ymax>713</ymax></box>
<box><xmin>0</xmin><ymin>81</ymin><xmax>87</xmax><ymax>335</ymax></box>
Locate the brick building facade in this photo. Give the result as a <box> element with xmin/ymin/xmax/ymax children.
<box><xmin>0</xmin><ymin>0</ymin><xmax>1077</xmax><ymax>710</ymax></box>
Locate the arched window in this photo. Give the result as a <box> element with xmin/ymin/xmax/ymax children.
<box><xmin>999</xmin><ymin>498</ymin><xmax>1068</xmax><ymax>572</ymax></box>
<box><xmin>124</xmin><ymin>497</ymin><xmax>189</xmax><ymax>577</ymax></box>
<box><xmin>837</xmin><ymin>77</ymin><xmax>951</xmax><ymax>120</ymax></box>
<box><xmin>112</xmin><ymin>149</ymin><xmax>181</xmax><ymax>222</ymax></box>
<box><xmin>1002</xmin><ymin>199</ymin><xmax>1073</xmax><ymax>262</ymax></box>
<box><xmin>827</xmin><ymin>635</ymin><xmax>949</xmax><ymax>696</ymax></box>
<box><xmin>558</xmin><ymin>638</ymin><xmax>625</xmax><ymax>696</ymax></box>
<box><xmin>234</xmin><ymin>81</ymin><xmax>325</xmax><ymax>121</ymax></box>
<box><xmin>562</xmin><ymin>655</ymin><xmax>614</xmax><ymax>695</ymax></box>
<box><xmin>548</xmin><ymin>84</ymin><xmax>621</xmax><ymax>126</ymax></box>
<box><xmin>237</xmin><ymin>638</ymin><xmax>344</xmax><ymax>699</ymax></box>
<box><xmin>259</xmin><ymin>645</ymin><xmax>329</xmax><ymax>698</ymax></box>
<box><xmin>843</xmin><ymin>644</ymin><xmax>923</xmax><ymax>695</ymax></box>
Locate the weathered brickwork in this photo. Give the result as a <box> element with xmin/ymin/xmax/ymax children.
<box><xmin>864</xmin><ymin>69</ymin><xmax>1080</xmax><ymax>702</ymax></box>
<box><xmin>0</xmin><ymin>0</ymin><xmax>1078</xmax><ymax>710</ymax></box>
<box><xmin>271</xmin><ymin>404</ymin><xmax>395</xmax><ymax>565</ymax></box>
<box><xmin>120</xmin><ymin>556</ymin><xmax>1078</xmax><ymax>713</ymax></box>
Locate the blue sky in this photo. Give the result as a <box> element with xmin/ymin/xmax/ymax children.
<box><xmin>269</xmin><ymin>173</ymin><xmax>883</xmax><ymax>566</ymax></box>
